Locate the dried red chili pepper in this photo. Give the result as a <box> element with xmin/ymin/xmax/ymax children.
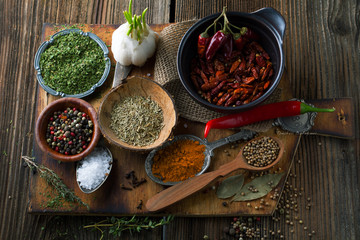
<box><xmin>204</xmin><ymin>101</ymin><xmax>335</xmax><ymax>138</ymax></box>
<box><xmin>198</xmin><ymin>32</ymin><xmax>211</xmax><ymax>59</ymax></box>
<box><xmin>216</xmin><ymin>92</ymin><xmax>230</xmax><ymax>105</ymax></box>
<box><xmin>205</xmin><ymin>30</ymin><xmax>227</xmax><ymax>61</ymax></box>
<box><xmin>232</xmin><ymin>26</ymin><xmax>248</xmax><ymax>51</ymax></box>
<box><xmin>211</xmin><ymin>80</ymin><xmax>227</xmax><ymax>97</ymax></box>
<box><xmin>205</xmin><ymin>7</ymin><xmax>231</xmax><ymax>61</ymax></box>
<box><xmin>233</xmin><ymin>34</ymin><xmax>248</xmax><ymax>51</ymax></box>
<box><xmin>241</xmin><ymin>27</ymin><xmax>260</xmax><ymax>41</ymax></box>
<box><xmin>220</xmin><ymin>33</ymin><xmax>233</xmax><ymax>59</ymax></box>
<box><xmin>197</xmin><ymin>7</ymin><xmax>226</xmax><ymax>58</ymax></box>
<box><xmin>230</xmin><ymin>59</ymin><xmax>241</xmax><ymax>73</ymax></box>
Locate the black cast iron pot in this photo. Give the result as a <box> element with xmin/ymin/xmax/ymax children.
<box><xmin>177</xmin><ymin>7</ymin><xmax>286</xmax><ymax>113</ymax></box>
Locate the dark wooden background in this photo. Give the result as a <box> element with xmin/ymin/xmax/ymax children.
<box><xmin>0</xmin><ymin>0</ymin><xmax>359</xmax><ymax>239</ymax></box>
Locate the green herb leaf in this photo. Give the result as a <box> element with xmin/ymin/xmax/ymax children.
<box><xmin>216</xmin><ymin>174</ymin><xmax>244</xmax><ymax>199</ymax></box>
<box><xmin>39</xmin><ymin>31</ymin><xmax>106</xmax><ymax>95</ymax></box>
<box><xmin>83</xmin><ymin>215</ymin><xmax>174</xmax><ymax>239</ymax></box>
<box><xmin>232</xmin><ymin>173</ymin><xmax>285</xmax><ymax>202</ymax></box>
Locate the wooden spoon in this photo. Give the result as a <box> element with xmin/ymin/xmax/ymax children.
<box><xmin>146</xmin><ymin>136</ymin><xmax>284</xmax><ymax>212</ymax></box>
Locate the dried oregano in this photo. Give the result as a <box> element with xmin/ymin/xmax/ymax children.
<box><xmin>40</xmin><ymin>31</ymin><xmax>106</xmax><ymax>94</ymax></box>
<box><xmin>216</xmin><ymin>174</ymin><xmax>244</xmax><ymax>199</ymax></box>
<box><xmin>232</xmin><ymin>173</ymin><xmax>284</xmax><ymax>201</ymax></box>
<box><xmin>110</xmin><ymin>96</ymin><xmax>164</xmax><ymax>146</ymax></box>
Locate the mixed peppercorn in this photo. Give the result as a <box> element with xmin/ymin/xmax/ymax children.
<box><xmin>192</xmin><ymin>7</ymin><xmax>273</xmax><ymax>107</ymax></box>
<box><xmin>45</xmin><ymin>107</ymin><xmax>94</xmax><ymax>155</ymax></box>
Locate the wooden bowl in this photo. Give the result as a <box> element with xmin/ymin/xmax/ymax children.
<box><xmin>98</xmin><ymin>76</ymin><xmax>177</xmax><ymax>151</ymax></box>
<box><xmin>35</xmin><ymin>97</ymin><xmax>101</xmax><ymax>162</ymax></box>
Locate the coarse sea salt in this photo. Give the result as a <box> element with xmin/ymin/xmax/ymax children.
<box><xmin>77</xmin><ymin>147</ymin><xmax>112</xmax><ymax>190</ymax></box>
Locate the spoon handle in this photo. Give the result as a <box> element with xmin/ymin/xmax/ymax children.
<box><xmin>146</xmin><ymin>159</ymin><xmax>240</xmax><ymax>212</ymax></box>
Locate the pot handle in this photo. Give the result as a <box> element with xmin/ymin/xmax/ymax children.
<box><xmin>252</xmin><ymin>7</ymin><xmax>286</xmax><ymax>42</ymax></box>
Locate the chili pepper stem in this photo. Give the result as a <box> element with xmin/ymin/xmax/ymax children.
<box><xmin>204</xmin><ymin>7</ymin><xmax>226</xmax><ymax>35</ymax></box>
<box><xmin>222</xmin><ymin>8</ymin><xmax>230</xmax><ymax>32</ymax></box>
<box><xmin>300</xmin><ymin>103</ymin><xmax>335</xmax><ymax>114</ymax></box>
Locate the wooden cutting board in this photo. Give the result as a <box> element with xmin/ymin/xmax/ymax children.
<box><xmin>30</xmin><ymin>23</ymin><xmax>313</xmax><ymax>216</ymax></box>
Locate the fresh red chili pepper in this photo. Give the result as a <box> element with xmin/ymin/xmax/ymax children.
<box><xmin>204</xmin><ymin>101</ymin><xmax>335</xmax><ymax>138</ymax></box>
<box><xmin>205</xmin><ymin>30</ymin><xmax>227</xmax><ymax>61</ymax></box>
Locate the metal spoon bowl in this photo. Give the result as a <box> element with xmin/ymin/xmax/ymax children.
<box><xmin>76</xmin><ymin>145</ymin><xmax>113</xmax><ymax>194</ymax></box>
<box><xmin>145</xmin><ymin>129</ymin><xmax>256</xmax><ymax>186</ymax></box>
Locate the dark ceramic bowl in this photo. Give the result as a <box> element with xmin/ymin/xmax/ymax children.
<box><xmin>34</xmin><ymin>28</ymin><xmax>111</xmax><ymax>98</ymax></box>
<box><xmin>177</xmin><ymin>7</ymin><xmax>286</xmax><ymax>113</ymax></box>
<box><xmin>35</xmin><ymin>97</ymin><xmax>101</xmax><ymax>162</ymax></box>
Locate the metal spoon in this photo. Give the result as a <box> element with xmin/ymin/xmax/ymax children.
<box><xmin>145</xmin><ymin>135</ymin><xmax>284</xmax><ymax>212</ymax></box>
<box><xmin>145</xmin><ymin>129</ymin><xmax>257</xmax><ymax>186</ymax></box>
<box><xmin>76</xmin><ymin>144</ymin><xmax>113</xmax><ymax>194</ymax></box>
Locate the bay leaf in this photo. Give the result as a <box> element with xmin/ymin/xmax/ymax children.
<box><xmin>232</xmin><ymin>173</ymin><xmax>285</xmax><ymax>202</ymax></box>
<box><xmin>216</xmin><ymin>174</ymin><xmax>244</xmax><ymax>199</ymax></box>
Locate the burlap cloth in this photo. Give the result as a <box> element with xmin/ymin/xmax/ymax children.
<box><xmin>154</xmin><ymin>20</ymin><xmax>281</xmax><ymax>132</ymax></box>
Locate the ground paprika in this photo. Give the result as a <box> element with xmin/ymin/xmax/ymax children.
<box><xmin>151</xmin><ymin>139</ymin><xmax>206</xmax><ymax>183</ymax></box>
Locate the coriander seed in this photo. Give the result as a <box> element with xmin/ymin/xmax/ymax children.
<box><xmin>243</xmin><ymin>137</ymin><xmax>280</xmax><ymax>167</ymax></box>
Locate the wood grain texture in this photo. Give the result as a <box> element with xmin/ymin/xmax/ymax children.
<box><xmin>0</xmin><ymin>0</ymin><xmax>359</xmax><ymax>240</ymax></box>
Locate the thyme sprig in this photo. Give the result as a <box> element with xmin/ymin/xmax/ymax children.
<box><xmin>83</xmin><ymin>215</ymin><xmax>174</xmax><ymax>239</ymax></box>
<box><xmin>22</xmin><ymin>156</ymin><xmax>89</xmax><ymax>209</ymax></box>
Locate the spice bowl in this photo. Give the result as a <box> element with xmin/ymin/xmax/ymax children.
<box><xmin>98</xmin><ymin>76</ymin><xmax>177</xmax><ymax>151</ymax></box>
<box><xmin>34</xmin><ymin>28</ymin><xmax>111</xmax><ymax>98</ymax></box>
<box><xmin>177</xmin><ymin>8</ymin><xmax>285</xmax><ymax>113</ymax></box>
<box><xmin>35</xmin><ymin>97</ymin><xmax>101</xmax><ymax>162</ymax></box>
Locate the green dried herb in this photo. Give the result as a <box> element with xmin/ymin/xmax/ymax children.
<box><xmin>216</xmin><ymin>174</ymin><xmax>244</xmax><ymax>199</ymax></box>
<box><xmin>232</xmin><ymin>173</ymin><xmax>284</xmax><ymax>202</ymax></box>
<box><xmin>22</xmin><ymin>156</ymin><xmax>89</xmax><ymax>209</ymax></box>
<box><xmin>83</xmin><ymin>215</ymin><xmax>174</xmax><ymax>239</ymax></box>
<box><xmin>110</xmin><ymin>96</ymin><xmax>164</xmax><ymax>146</ymax></box>
<box><xmin>40</xmin><ymin>31</ymin><xmax>105</xmax><ymax>94</ymax></box>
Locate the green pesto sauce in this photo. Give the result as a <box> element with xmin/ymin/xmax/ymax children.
<box><xmin>40</xmin><ymin>31</ymin><xmax>106</xmax><ymax>95</ymax></box>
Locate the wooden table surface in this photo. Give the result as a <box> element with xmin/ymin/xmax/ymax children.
<box><xmin>1</xmin><ymin>0</ymin><xmax>359</xmax><ymax>239</ymax></box>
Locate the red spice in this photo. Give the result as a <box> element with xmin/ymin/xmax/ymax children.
<box><xmin>191</xmin><ymin>37</ymin><xmax>274</xmax><ymax>107</ymax></box>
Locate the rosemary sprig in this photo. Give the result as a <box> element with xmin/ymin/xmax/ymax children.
<box><xmin>84</xmin><ymin>215</ymin><xmax>174</xmax><ymax>239</ymax></box>
<box><xmin>22</xmin><ymin>156</ymin><xmax>89</xmax><ymax>209</ymax></box>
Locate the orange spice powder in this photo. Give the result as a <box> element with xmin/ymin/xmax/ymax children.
<box><xmin>151</xmin><ymin>139</ymin><xmax>206</xmax><ymax>182</ymax></box>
